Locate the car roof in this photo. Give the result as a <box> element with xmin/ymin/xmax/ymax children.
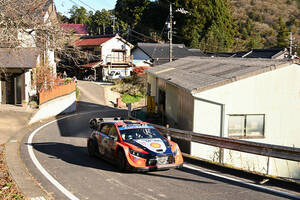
<box><xmin>100</xmin><ymin>119</ymin><xmax>149</xmax><ymax>126</ymax></box>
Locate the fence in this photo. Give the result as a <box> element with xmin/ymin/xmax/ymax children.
<box><xmin>151</xmin><ymin>124</ymin><xmax>300</xmax><ymax>162</ymax></box>
<box><xmin>39</xmin><ymin>80</ymin><xmax>76</xmax><ymax>105</ymax></box>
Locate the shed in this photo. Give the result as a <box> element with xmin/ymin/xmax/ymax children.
<box><xmin>147</xmin><ymin>56</ymin><xmax>300</xmax><ymax>179</ymax></box>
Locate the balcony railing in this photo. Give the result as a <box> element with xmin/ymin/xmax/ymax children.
<box><xmin>106</xmin><ymin>55</ymin><xmax>133</xmax><ymax>64</ymax></box>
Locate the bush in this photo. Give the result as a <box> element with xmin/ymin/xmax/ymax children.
<box><xmin>112</xmin><ymin>74</ymin><xmax>146</xmax><ymax>103</ymax></box>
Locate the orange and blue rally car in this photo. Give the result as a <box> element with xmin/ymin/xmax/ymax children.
<box><xmin>87</xmin><ymin>118</ymin><xmax>183</xmax><ymax>171</ymax></box>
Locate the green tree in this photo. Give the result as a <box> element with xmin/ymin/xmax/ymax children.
<box><xmin>173</xmin><ymin>0</ymin><xmax>237</xmax><ymax>52</ymax></box>
<box><xmin>276</xmin><ymin>17</ymin><xmax>289</xmax><ymax>48</ymax></box>
<box><xmin>115</xmin><ymin>0</ymin><xmax>151</xmax><ymax>28</ymax></box>
<box><xmin>88</xmin><ymin>9</ymin><xmax>112</xmax><ymax>35</ymax></box>
<box><xmin>57</xmin><ymin>12</ymin><xmax>70</xmax><ymax>23</ymax></box>
<box><xmin>69</xmin><ymin>6</ymin><xmax>90</xmax><ymax>24</ymax></box>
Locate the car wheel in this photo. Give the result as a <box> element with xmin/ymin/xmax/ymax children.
<box><xmin>117</xmin><ymin>151</ymin><xmax>127</xmax><ymax>171</ymax></box>
<box><xmin>88</xmin><ymin>140</ymin><xmax>96</xmax><ymax>157</ymax></box>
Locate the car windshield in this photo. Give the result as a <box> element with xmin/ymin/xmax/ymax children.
<box><xmin>120</xmin><ymin>128</ymin><xmax>162</xmax><ymax>141</ymax></box>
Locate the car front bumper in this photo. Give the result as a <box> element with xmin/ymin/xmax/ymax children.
<box><xmin>128</xmin><ymin>163</ymin><xmax>183</xmax><ymax>172</ymax></box>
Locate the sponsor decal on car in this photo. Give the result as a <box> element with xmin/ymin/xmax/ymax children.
<box><xmin>135</xmin><ymin>138</ymin><xmax>167</xmax><ymax>153</ymax></box>
<box><xmin>150</xmin><ymin>143</ymin><xmax>161</xmax><ymax>148</ymax></box>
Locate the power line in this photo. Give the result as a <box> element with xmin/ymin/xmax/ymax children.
<box><xmin>77</xmin><ymin>0</ymin><xmax>97</xmax><ymax>12</ymax></box>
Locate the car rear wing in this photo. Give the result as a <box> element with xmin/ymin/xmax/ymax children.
<box><xmin>89</xmin><ymin>117</ymin><xmax>126</xmax><ymax>130</ymax></box>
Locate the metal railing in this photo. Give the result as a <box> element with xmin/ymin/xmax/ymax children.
<box><xmin>151</xmin><ymin>124</ymin><xmax>300</xmax><ymax>162</ymax></box>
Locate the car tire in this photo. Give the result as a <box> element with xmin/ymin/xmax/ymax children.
<box><xmin>88</xmin><ymin>140</ymin><xmax>96</xmax><ymax>157</ymax></box>
<box><xmin>117</xmin><ymin>150</ymin><xmax>127</xmax><ymax>171</ymax></box>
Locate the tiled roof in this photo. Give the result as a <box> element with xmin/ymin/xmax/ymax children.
<box><xmin>0</xmin><ymin>48</ymin><xmax>39</xmax><ymax>69</ymax></box>
<box><xmin>135</xmin><ymin>43</ymin><xmax>204</xmax><ymax>65</ymax></box>
<box><xmin>243</xmin><ymin>48</ymin><xmax>287</xmax><ymax>59</ymax></box>
<box><xmin>205</xmin><ymin>48</ymin><xmax>288</xmax><ymax>59</ymax></box>
<box><xmin>74</xmin><ymin>35</ymin><xmax>114</xmax><ymax>46</ymax></box>
<box><xmin>147</xmin><ymin>56</ymin><xmax>293</xmax><ymax>93</ymax></box>
<box><xmin>61</xmin><ymin>24</ymin><xmax>88</xmax><ymax>34</ymax></box>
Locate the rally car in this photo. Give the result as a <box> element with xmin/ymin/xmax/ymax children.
<box><xmin>87</xmin><ymin>118</ymin><xmax>183</xmax><ymax>171</ymax></box>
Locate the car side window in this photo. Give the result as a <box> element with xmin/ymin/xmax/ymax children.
<box><xmin>108</xmin><ymin>126</ymin><xmax>119</xmax><ymax>141</ymax></box>
<box><xmin>100</xmin><ymin>124</ymin><xmax>109</xmax><ymax>134</ymax></box>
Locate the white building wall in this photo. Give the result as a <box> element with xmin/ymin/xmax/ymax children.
<box><xmin>192</xmin><ymin>63</ymin><xmax>300</xmax><ymax>178</ymax></box>
<box><xmin>192</xmin><ymin>99</ymin><xmax>222</xmax><ymax>161</ymax></box>
<box><xmin>102</xmin><ymin>37</ymin><xmax>131</xmax><ymax>65</ymax></box>
<box><xmin>47</xmin><ymin>49</ymin><xmax>56</xmax><ymax>75</ymax></box>
<box><xmin>25</xmin><ymin>70</ymin><xmax>32</xmax><ymax>102</ymax></box>
<box><xmin>17</xmin><ymin>30</ymin><xmax>36</xmax><ymax>48</ymax></box>
<box><xmin>132</xmin><ymin>48</ymin><xmax>152</xmax><ymax>67</ymax></box>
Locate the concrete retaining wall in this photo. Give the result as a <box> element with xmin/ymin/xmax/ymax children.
<box><xmin>29</xmin><ymin>92</ymin><xmax>76</xmax><ymax>125</ymax></box>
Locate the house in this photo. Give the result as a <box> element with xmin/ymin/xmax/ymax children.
<box><xmin>132</xmin><ymin>43</ymin><xmax>203</xmax><ymax>67</ymax></box>
<box><xmin>146</xmin><ymin>56</ymin><xmax>300</xmax><ymax>179</ymax></box>
<box><xmin>61</xmin><ymin>23</ymin><xmax>89</xmax><ymax>44</ymax></box>
<box><xmin>73</xmin><ymin>34</ymin><xmax>133</xmax><ymax>80</ymax></box>
<box><xmin>206</xmin><ymin>48</ymin><xmax>289</xmax><ymax>59</ymax></box>
<box><xmin>0</xmin><ymin>0</ymin><xmax>57</xmax><ymax>105</ymax></box>
<box><xmin>61</xmin><ymin>24</ymin><xmax>89</xmax><ymax>37</ymax></box>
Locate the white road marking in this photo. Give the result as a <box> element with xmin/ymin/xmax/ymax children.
<box><xmin>183</xmin><ymin>164</ymin><xmax>300</xmax><ymax>200</ymax></box>
<box><xmin>27</xmin><ymin>109</ymin><xmax>299</xmax><ymax>200</ymax></box>
<box><xmin>27</xmin><ymin>110</ymin><xmax>115</xmax><ymax>200</ymax></box>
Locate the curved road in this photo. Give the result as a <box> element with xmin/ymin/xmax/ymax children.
<box><xmin>20</xmin><ymin>81</ymin><xmax>297</xmax><ymax>200</ymax></box>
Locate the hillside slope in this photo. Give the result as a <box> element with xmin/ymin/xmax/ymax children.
<box><xmin>230</xmin><ymin>0</ymin><xmax>300</xmax><ymax>52</ymax></box>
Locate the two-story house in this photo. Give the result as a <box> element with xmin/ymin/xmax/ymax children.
<box><xmin>0</xmin><ymin>0</ymin><xmax>57</xmax><ymax>105</ymax></box>
<box><xmin>74</xmin><ymin>34</ymin><xmax>133</xmax><ymax>81</ymax></box>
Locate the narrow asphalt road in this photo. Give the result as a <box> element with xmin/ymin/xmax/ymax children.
<box><xmin>20</xmin><ymin>81</ymin><xmax>298</xmax><ymax>200</ymax></box>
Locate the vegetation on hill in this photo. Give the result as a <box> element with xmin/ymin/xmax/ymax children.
<box><xmin>59</xmin><ymin>0</ymin><xmax>300</xmax><ymax>54</ymax></box>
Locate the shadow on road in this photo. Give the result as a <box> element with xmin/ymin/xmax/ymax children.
<box><xmin>28</xmin><ymin>142</ymin><xmax>215</xmax><ymax>184</ymax></box>
<box><xmin>28</xmin><ymin>142</ymin><xmax>120</xmax><ymax>172</ymax></box>
<box><xmin>56</xmin><ymin>101</ymin><xmax>128</xmax><ymax>138</ymax></box>
<box><xmin>27</xmin><ymin>141</ymin><xmax>299</xmax><ymax>199</ymax></box>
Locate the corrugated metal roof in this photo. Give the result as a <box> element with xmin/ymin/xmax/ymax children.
<box><xmin>147</xmin><ymin>56</ymin><xmax>294</xmax><ymax>94</ymax></box>
<box><xmin>0</xmin><ymin>48</ymin><xmax>39</xmax><ymax>69</ymax></box>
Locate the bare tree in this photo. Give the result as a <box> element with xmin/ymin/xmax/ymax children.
<box><xmin>0</xmin><ymin>0</ymin><xmax>93</xmax><ymax>92</ymax></box>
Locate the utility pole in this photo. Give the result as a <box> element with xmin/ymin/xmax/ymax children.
<box><xmin>169</xmin><ymin>3</ymin><xmax>173</xmax><ymax>62</ymax></box>
<box><xmin>289</xmin><ymin>32</ymin><xmax>293</xmax><ymax>57</ymax></box>
<box><xmin>110</xmin><ymin>15</ymin><xmax>117</xmax><ymax>34</ymax></box>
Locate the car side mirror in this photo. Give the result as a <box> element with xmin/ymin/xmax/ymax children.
<box><xmin>164</xmin><ymin>133</ymin><xmax>171</xmax><ymax>140</ymax></box>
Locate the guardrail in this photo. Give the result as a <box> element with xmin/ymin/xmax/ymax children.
<box><xmin>150</xmin><ymin>124</ymin><xmax>300</xmax><ymax>162</ymax></box>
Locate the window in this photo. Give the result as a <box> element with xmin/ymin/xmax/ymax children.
<box><xmin>228</xmin><ymin>114</ymin><xmax>265</xmax><ymax>138</ymax></box>
<box><xmin>108</xmin><ymin>126</ymin><xmax>119</xmax><ymax>140</ymax></box>
<box><xmin>100</xmin><ymin>124</ymin><xmax>110</xmax><ymax>134</ymax></box>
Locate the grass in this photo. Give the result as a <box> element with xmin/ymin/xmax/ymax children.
<box><xmin>121</xmin><ymin>93</ymin><xmax>144</xmax><ymax>104</ymax></box>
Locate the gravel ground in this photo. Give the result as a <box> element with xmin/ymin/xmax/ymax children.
<box><xmin>0</xmin><ymin>145</ymin><xmax>24</xmax><ymax>200</ymax></box>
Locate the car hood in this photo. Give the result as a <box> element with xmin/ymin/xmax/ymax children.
<box><xmin>127</xmin><ymin>138</ymin><xmax>172</xmax><ymax>155</ymax></box>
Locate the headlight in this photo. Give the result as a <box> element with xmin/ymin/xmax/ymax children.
<box><xmin>129</xmin><ymin>149</ymin><xmax>147</xmax><ymax>158</ymax></box>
